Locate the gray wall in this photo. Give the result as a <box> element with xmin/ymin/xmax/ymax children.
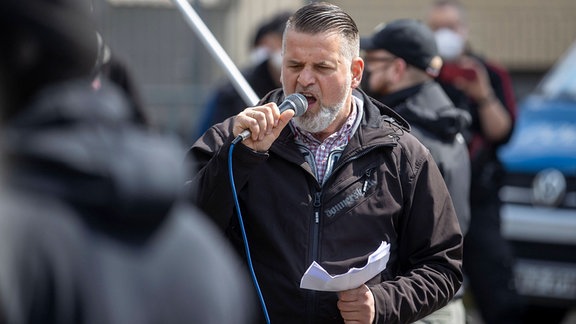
<box><xmin>95</xmin><ymin>2</ymin><xmax>227</xmax><ymax>141</ymax></box>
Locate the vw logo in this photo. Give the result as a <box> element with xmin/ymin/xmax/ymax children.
<box><xmin>532</xmin><ymin>168</ymin><xmax>566</xmax><ymax>207</ymax></box>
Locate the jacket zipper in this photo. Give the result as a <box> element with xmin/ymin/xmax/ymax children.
<box><xmin>306</xmin><ymin>191</ymin><xmax>322</xmax><ymax>324</ymax></box>
<box><xmin>312</xmin><ymin>191</ymin><xmax>322</xmax><ymax>261</ymax></box>
<box><xmin>329</xmin><ymin>143</ymin><xmax>396</xmax><ymax>184</ymax></box>
<box><xmin>362</xmin><ymin>168</ymin><xmax>375</xmax><ymax>195</ymax></box>
<box><xmin>304</xmin><ymin>143</ymin><xmax>395</xmax><ymax>322</ymax></box>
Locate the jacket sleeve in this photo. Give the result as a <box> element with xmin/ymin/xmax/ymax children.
<box><xmin>370</xmin><ymin>144</ymin><xmax>464</xmax><ymax>324</ymax></box>
<box><xmin>187</xmin><ymin>119</ymin><xmax>269</xmax><ymax>230</ymax></box>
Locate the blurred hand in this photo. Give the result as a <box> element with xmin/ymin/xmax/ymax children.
<box><xmin>452</xmin><ymin>56</ymin><xmax>495</xmax><ymax>103</ymax></box>
<box><xmin>233</xmin><ymin>103</ymin><xmax>295</xmax><ymax>152</ymax></box>
<box><xmin>337</xmin><ymin>285</ymin><xmax>375</xmax><ymax>324</ymax></box>
<box><xmin>452</xmin><ymin>56</ymin><xmax>512</xmax><ymax>141</ymax></box>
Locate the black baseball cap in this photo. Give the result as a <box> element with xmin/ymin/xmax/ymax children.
<box><xmin>361</xmin><ymin>19</ymin><xmax>442</xmax><ymax>77</ymax></box>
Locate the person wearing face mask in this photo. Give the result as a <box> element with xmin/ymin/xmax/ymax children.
<box><xmin>426</xmin><ymin>1</ymin><xmax>525</xmax><ymax>324</ymax></box>
<box><xmin>194</xmin><ymin>11</ymin><xmax>291</xmax><ymax>139</ymax></box>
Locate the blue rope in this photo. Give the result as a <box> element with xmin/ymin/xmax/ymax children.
<box><xmin>228</xmin><ymin>142</ymin><xmax>271</xmax><ymax>324</ymax></box>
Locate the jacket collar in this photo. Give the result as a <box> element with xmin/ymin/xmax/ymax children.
<box><xmin>373</xmin><ymin>81</ymin><xmax>472</xmax><ymax>140</ymax></box>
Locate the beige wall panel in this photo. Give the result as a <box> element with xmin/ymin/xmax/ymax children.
<box><xmin>334</xmin><ymin>0</ymin><xmax>576</xmax><ymax>70</ymax></box>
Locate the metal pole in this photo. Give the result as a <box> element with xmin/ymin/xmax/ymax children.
<box><xmin>171</xmin><ymin>0</ymin><xmax>260</xmax><ymax>106</ymax></box>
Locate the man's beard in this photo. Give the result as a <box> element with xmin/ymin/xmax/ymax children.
<box><xmin>293</xmin><ymin>103</ymin><xmax>340</xmax><ymax>134</ymax></box>
<box><xmin>292</xmin><ymin>80</ymin><xmax>351</xmax><ymax>134</ymax></box>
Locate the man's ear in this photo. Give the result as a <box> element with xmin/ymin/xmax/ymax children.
<box><xmin>350</xmin><ymin>56</ymin><xmax>364</xmax><ymax>89</ymax></box>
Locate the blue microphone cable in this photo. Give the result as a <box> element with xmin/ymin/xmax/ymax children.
<box><xmin>228</xmin><ymin>141</ymin><xmax>271</xmax><ymax>324</ymax></box>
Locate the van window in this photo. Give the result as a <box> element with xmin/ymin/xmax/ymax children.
<box><xmin>538</xmin><ymin>43</ymin><xmax>576</xmax><ymax>101</ymax></box>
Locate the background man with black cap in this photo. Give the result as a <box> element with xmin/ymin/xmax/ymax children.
<box><xmin>361</xmin><ymin>19</ymin><xmax>471</xmax><ymax>324</ymax></box>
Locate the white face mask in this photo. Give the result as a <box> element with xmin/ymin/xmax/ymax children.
<box><xmin>269</xmin><ymin>51</ymin><xmax>283</xmax><ymax>72</ymax></box>
<box><xmin>434</xmin><ymin>28</ymin><xmax>465</xmax><ymax>62</ymax></box>
<box><xmin>249</xmin><ymin>46</ymin><xmax>270</xmax><ymax>65</ymax></box>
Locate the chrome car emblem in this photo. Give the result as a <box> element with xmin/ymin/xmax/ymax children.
<box><xmin>532</xmin><ymin>168</ymin><xmax>566</xmax><ymax>207</ymax></box>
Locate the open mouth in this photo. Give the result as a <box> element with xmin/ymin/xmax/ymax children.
<box><xmin>301</xmin><ymin>93</ymin><xmax>317</xmax><ymax>107</ymax></box>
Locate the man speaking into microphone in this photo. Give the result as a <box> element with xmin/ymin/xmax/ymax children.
<box><xmin>189</xmin><ymin>3</ymin><xmax>462</xmax><ymax>324</ymax></box>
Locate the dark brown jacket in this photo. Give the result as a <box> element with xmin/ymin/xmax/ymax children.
<box><xmin>190</xmin><ymin>88</ymin><xmax>463</xmax><ymax>324</ymax></box>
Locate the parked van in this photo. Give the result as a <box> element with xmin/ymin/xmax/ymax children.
<box><xmin>498</xmin><ymin>41</ymin><xmax>576</xmax><ymax>318</ymax></box>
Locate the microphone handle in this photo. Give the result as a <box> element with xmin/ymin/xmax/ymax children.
<box><xmin>232</xmin><ymin>128</ymin><xmax>253</xmax><ymax>145</ymax></box>
<box><xmin>232</xmin><ymin>103</ymin><xmax>296</xmax><ymax>144</ymax></box>
<box><xmin>236</xmin><ymin>129</ymin><xmax>251</xmax><ymax>142</ymax></box>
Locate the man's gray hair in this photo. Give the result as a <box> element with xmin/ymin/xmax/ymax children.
<box><xmin>283</xmin><ymin>2</ymin><xmax>359</xmax><ymax>61</ymax></box>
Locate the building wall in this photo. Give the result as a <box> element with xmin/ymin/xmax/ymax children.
<box><xmin>333</xmin><ymin>0</ymin><xmax>576</xmax><ymax>71</ymax></box>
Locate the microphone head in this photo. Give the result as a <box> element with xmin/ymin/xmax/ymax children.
<box><xmin>285</xmin><ymin>93</ymin><xmax>308</xmax><ymax>117</ymax></box>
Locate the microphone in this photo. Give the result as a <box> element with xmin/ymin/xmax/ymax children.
<box><xmin>233</xmin><ymin>93</ymin><xmax>308</xmax><ymax>143</ymax></box>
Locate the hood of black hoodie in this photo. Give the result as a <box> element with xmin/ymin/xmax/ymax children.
<box><xmin>377</xmin><ymin>81</ymin><xmax>471</xmax><ymax>141</ymax></box>
<box><xmin>1</xmin><ymin>79</ymin><xmax>188</xmax><ymax>230</ymax></box>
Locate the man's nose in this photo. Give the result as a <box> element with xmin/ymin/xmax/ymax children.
<box><xmin>297</xmin><ymin>68</ymin><xmax>315</xmax><ymax>87</ymax></box>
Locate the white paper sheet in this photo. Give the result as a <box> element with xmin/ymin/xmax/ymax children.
<box><xmin>299</xmin><ymin>241</ymin><xmax>390</xmax><ymax>292</ymax></box>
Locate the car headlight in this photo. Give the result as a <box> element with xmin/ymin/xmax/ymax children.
<box><xmin>532</xmin><ymin>168</ymin><xmax>567</xmax><ymax>207</ymax></box>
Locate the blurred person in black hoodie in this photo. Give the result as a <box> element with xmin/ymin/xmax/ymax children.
<box><xmin>0</xmin><ymin>1</ymin><xmax>255</xmax><ymax>323</ymax></box>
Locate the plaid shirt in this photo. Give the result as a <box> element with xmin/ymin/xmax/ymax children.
<box><xmin>293</xmin><ymin>102</ymin><xmax>357</xmax><ymax>184</ymax></box>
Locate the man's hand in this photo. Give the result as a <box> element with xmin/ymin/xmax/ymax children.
<box><xmin>337</xmin><ymin>285</ymin><xmax>375</xmax><ymax>324</ymax></box>
<box><xmin>452</xmin><ymin>56</ymin><xmax>512</xmax><ymax>141</ymax></box>
<box><xmin>451</xmin><ymin>56</ymin><xmax>494</xmax><ymax>103</ymax></box>
<box><xmin>233</xmin><ymin>102</ymin><xmax>295</xmax><ymax>152</ymax></box>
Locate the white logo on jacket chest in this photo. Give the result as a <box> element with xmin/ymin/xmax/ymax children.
<box><xmin>325</xmin><ymin>179</ymin><xmax>377</xmax><ymax>218</ymax></box>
